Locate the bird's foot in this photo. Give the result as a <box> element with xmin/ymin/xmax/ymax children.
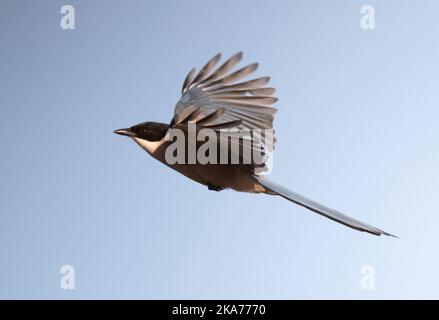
<box><xmin>208</xmin><ymin>184</ymin><xmax>224</xmax><ymax>192</ymax></box>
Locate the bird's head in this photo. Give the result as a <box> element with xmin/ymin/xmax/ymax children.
<box><xmin>114</xmin><ymin>122</ymin><xmax>169</xmax><ymax>142</ymax></box>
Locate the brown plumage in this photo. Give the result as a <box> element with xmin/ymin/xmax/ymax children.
<box><xmin>114</xmin><ymin>52</ymin><xmax>396</xmax><ymax>237</ymax></box>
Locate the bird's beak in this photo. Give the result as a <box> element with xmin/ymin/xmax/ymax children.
<box><xmin>113</xmin><ymin>128</ymin><xmax>134</xmax><ymax>137</ymax></box>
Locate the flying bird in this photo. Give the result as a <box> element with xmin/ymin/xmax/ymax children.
<box><xmin>114</xmin><ymin>52</ymin><xmax>395</xmax><ymax>237</ymax></box>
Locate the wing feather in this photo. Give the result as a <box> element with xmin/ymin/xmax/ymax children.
<box><xmin>172</xmin><ymin>52</ymin><xmax>278</xmax><ymax>173</ymax></box>
<box><xmin>204</xmin><ymin>77</ymin><xmax>270</xmax><ymax>93</ymax></box>
<box><xmin>182</xmin><ymin>68</ymin><xmax>196</xmax><ymax>94</ymax></box>
<box><xmin>190</xmin><ymin>53</ymin><xmax>221</xmax><ymax>86</ymax></box>
<box><xmin>200</xmin><ymin>51</ymin><xmax>243</xmax><ymax>85</ymax></box>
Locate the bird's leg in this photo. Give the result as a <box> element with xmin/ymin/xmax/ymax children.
<box><xmin>208</xmin><ymin>184</ymin><xmax>224</xmax><ymax>192</ymax></box>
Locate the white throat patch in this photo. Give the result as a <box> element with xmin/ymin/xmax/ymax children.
<box><xmin>133</xmin><ymin>137</ymin><xmax>164</xmax><ymax>155</ymax></box>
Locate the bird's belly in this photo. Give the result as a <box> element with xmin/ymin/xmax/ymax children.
<box><xmin>149</xmin><ymin>141</ymin><xmax>268</xmax><ymax>193</ymax></box>
<box><xmin>168</xmin><ymin>163</ymin><xmax>267</xmax><ymax>193</ymax></box>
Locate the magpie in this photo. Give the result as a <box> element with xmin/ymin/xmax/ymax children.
<box><xmin>114</xmin><ymin>52</ymin><xmax>395</xmax><ymax>237</ymax></box>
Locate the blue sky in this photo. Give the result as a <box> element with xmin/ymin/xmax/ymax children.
<box><xmin>1</xmin><ymin>0</ymin><xmax>439</xmax><ymax>299</ymax></box>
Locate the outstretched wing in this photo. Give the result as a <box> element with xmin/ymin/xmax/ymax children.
<box><xmin>171</xmin><ymin>52</ymin><xmax>278</xmax><ymax>173</ymax></box>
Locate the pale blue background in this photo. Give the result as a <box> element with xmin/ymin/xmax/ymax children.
<box><xmin>1</xmin><ymin>0</ymin><xmax>438</xmax><ymax>299</ymax></box>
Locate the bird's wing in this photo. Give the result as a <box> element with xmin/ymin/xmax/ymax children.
<box><xmin>253</xmin><ymin>175</ymin><xmax>396</xmax><ymax>237</ymax></box>
<box><xmin>170</xmin><ymin>52</ymin><xmax>278</xmax><ymax>173</ymax></box>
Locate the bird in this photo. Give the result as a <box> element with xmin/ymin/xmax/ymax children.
<box><xmin>114</xmin><ymin>52</ymin><xmax>395</xmax><ymax>237</ymax></box>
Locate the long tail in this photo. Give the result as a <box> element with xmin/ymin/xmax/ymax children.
<box><xmin>253</xmin><ymin>175</ymin><xmax>396</xmax><ymax>237</ymax></box>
